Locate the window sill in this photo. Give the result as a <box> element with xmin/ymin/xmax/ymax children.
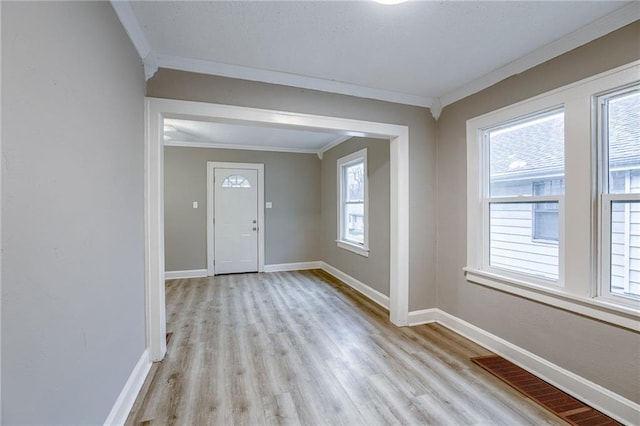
<box><xmin>337</xmin><ymin>240</ymin><xmax>369</xmax><ymax>257</ymax></box>
<box><xmin>463</xmin><ymin>267</ymin><xmax>639</xmax><ymax>332</ymax></box>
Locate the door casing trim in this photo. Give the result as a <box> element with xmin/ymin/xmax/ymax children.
<box><xmin>145</xmin><ymin>96</ymin><xmax>409</xmax><ymax>361</ymax></box>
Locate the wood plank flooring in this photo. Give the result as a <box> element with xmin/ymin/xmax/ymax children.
<box><xmin>126</xmin><ymin>270</ymin><xmax>565</xmax><ymax>425</ymax></box>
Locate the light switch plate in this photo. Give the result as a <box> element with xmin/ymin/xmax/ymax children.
<box><xmin>193</xmin><ymin>201</ymin><xmax>198</xmax><ymax>209</ymax></box>
<box><xmin>266</xmin><ymin>202</ymin><xmax>273</xmax><ymax>209</ymax></box>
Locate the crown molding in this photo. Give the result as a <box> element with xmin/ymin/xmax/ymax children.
<box><xmin>439</xmin><ymin>2</ymin><xmax>640</xmax><ymax>108</ymax></box>
<box><xmin>110</xmin><ymin>1</ymin><xmax>150</xmax><ymax>59</ymax></box>
<box><xmin>110</xmin><ymin>1</ymin><xmax>158</xmax><ymax>79</ymax></box>
<box><xmin>318</xmin><ymin>135</ymin><xmax>353</xmax><ymax>159</ymax></box>
<box><xmin>113</xmin><ymin>1</ymin><xmax>636</xmax><ymax>113</ymax></box>
<box><xmin>157</xmin><ymin>54</ymin><xmax>434</xmax><ymax>109</ymax></box>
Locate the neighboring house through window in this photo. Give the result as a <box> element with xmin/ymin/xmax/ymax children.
<box><xmin>337</xmin><ymin>148</ymin><xmax>369</xmax><ymax>257</ymax></box>
<box><xmin>532</xmin><ymin>179</ymin><xmax>564</xmax><ymax>242</ymax></box>
<box><xmin>598</xmin><ymin>86</ymin><xmax>640</xmax><ymax>301</ymax></box>
<box><xmin>465</xmin><ymin>61</ymin><xmax>639</xmax><ymax>330</ymax></box>
<box><xmin>485</xmin><ymin>108</ymin><xmax>565</xmax><ymax>282</ymax></box>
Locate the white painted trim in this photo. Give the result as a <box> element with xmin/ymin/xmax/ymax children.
<box><xmin>157</xmin><ymin>54</ymin><xmax>433</xmax><ymax>108</ymax></box>
<box><xmin>465</xmin><ymin>62</ymin><xmax>640</xmax><ymax>334</ymax></box>
<box><xmin>109</xmin><ymin>1</ymin><xmax>158</xmax><ymax>79</ymax></box>
<box><xmin>264</xmin><ymin>261</ymin><xmax>322</xmax><ymax>273</ymax></box>
<box><xmin>440</xmin><ymin>2</ymin><xmax>640</xmax><ymax>107</ymax></box>
<box><xmin>207</xmin><ymin>164</ymin><xmax>214</xmax><ymax>277</ymax></box>
<box><xmin>0</xmin><ymin>3</ymin><xmax>3</xmax><ymax>421</ymax></box>
<box><xmin>144</xmin><ymin>99</ymin><xmax>167</xmax><ymax>362</ymax></box>
<box><xmin>319</xmin><ymin>135</ymin><xmax>352</xmax><ymax>157</ymax></box>
<box><xmin>143</xmin><ymin>54</ymin><xmax>159</xmax><ymax>81</ymax></box>
<box><xmin>390</xmin><ymin>127</ymin><xmax>410</xmax><ymax>326</ymax></box>
<box><xmin>104</xmin><ymin>350</ymin><xmax>152</xmax><ymax>426</ymax></box>
<box><xmin>110</xmin><ymin>1</ymin><xmax>150</xmax><ymax>59</ymax></box>
<box><xmin>428</xmin><ymin>309</ymin><xmax>640</xmax><ymax>425</ymax></box>
<box><xmin>407</xmin><ymin>308</ymin><xmax>439</xmax><ymax>326</ymax></box>
<box><xmin>321</xmin><ymin>262</ymin><xmax>390</xmax><ymax>310</ymax></box>
<box><xmin>145</xmin><ymin>97</ymin><xmax>410</xmax><ymax>360</ymax></box>
<box><xmin>430</xmin><ymin>98</ymin><xmax>443</xmax><ymax>121</ymax></box>
<box><xmin>113</xmin><ymin>1</ymin><xmax>635</xmax><ymax>106</ymax></box>
<box><xmin>166</xmin><ymin>140</ymin><xmax>318</xmax><ymax>155</ymax></box>
<box><xmin>207</xmin><ymin>161</ymin><xmax>265</xmax><ymax>276</ymax></box>
<box><xmin>164</xmin><ymin>269</ymin><xmax>208</xmax><ymax>280</ymax></box>
<box><xmin>336</xmin><ymin>241</ymin><xmax>370</xmax><ymax>257</ymax></box>
<box><xmin>465</xmin><ymin>268</ymin><xmax>639</xmax><ymax>332</ymax></box>
<box><xmin>337</xmin><ymin>148</ymin><xmax>369</xmax><ymax>255</ymax></box>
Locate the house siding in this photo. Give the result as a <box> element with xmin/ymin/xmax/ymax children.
<box><xmin>611</xmin><ymin>170</ymin><xmax>640</xmax><ymax>296</ymax></box>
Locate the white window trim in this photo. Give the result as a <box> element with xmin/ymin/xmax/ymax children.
<box><xmin>596</xmin><ymin>86</ymin><xmax>640</xmax><ymax>308</ymax></box>
<box><xmin>337</xmin><ymin>148</ymin><xmax>369</xmax><ymax>257</ymax></box>
<box><xmin>466</xmin><ymin>60</ymin><xmax>640</xmax><ymax>332</ymax></box>
<box><xmin>599</xmin><ymin>195</ymin><xmax>640</xmax><ymax>307</ymax></box>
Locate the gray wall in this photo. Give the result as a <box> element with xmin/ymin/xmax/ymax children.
<box><xmin>148</xmin><ymin>70</ymin><xmax>437</xmax><ymax>311</ymax></box>
<box><xmin>165</xmin><ymin>147</ymin><xmax>321</xmax><ymax>270</ymax></box>
<box><xmin>1</xmin><ymin>2</ymin><xmax>146</xmax><ymax>424</ymax></box>
<box><xmin>436</xmin><ymin>21</ymin><xmax>640</xmax><ymax>403</ymax></box>
<box><xmin>322</xmin><ymin>138</ymin><xmax>390</xmax><ymax>296</ymax></box>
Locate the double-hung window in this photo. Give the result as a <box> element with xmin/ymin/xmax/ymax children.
<box><xmin>484</xmin><ymin>109</ymin><xmax>565</xmax><ymax>284</ymax></box>
<box><xmin>598</xmin><ymin>85</ymin><xmax>640</xmax><ymax>303</ymax></box>
<box><xmin>337</xmin><ymin>149</ymin><xmax>369</xmax><ymax>256</ymax></box>
<box><xmin>466</xmin><ymin>61</ymin><xmax>639</xmax><ymax>330</ymax></box>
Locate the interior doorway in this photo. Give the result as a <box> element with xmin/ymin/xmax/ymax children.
<box><xmin>145</xmin><ymin>97</ymin><xmax>410</xmax><ymax>362</ymax></box>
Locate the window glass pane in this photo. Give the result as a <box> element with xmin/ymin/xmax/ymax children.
<box><xmin>344</xmin><ymin>202</ymin><xmax>364</xmax><ymax>244</ymax></box>
<box><xmin>488</xmin><ymin>111</ymin><xmax>564</xmax><ymax>197</ymax></box>
<box><xmin>221</xmin><ymin>175</ymin><xmax>251</xmax><ymax>188</ymax></box>
<box><xmin>607</xmin><ymin>90</ymin><xmax>640</xmax><ymax>194</ymax></box>
<box><xmin>532</xmin><ymin>179</ymin><xmax>562</xmax><ymax>241</ymax></box>
<box><xmin>489</xmin><ymin>202</ymin><xmax>559</xmax><ymax>280</ymax></box>
<box><xmin>533</xmin><ymin>211</ymin><xmax>559</xmax><ymax>242</ymax></box>
<box><xmin>610</xmin><ymin>200</ymin><xmax>640</xmax><ymax>299</ymax></box>
<box><xmin>345</xmin><ymin>162</ymin><xmax>364</xmax><ymax>202</ymax></box>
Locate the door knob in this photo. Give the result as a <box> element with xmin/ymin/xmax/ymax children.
<box><xmin>252</xmin><ymin>227</ymin><xmax>257</xmax><ymax>231</ymax></box>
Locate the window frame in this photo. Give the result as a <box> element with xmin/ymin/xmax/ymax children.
<box><xmin>337</xmin><ymin>148</ymin><xmax>369</xmax><ymax>257</ymax></box>
<box><xmin>465</xmin><ymin>60</ymin><xmax>640</xmax><ymax>331</ymax></box>
<box><xmin>480</xmin><ymin>108</ymin><xmax>565</xmax><ymax>287</ymax></box>
<box><xmin>597</xmin><ymin>84</ymin><xmax>640</xmax><ymax>307</ymax></box>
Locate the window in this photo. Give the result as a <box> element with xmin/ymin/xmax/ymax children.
<box><xmin>221</xmin><ymin>175</ymin><xmax>251</xmax><ymax>188</ymax></box>
<box><xmin>598</xmin><ymin>86</ymin><xmax>640</xmax><ymax>302</ymax></box>
<box><xmin>485</xmin><ymin>109</ymin><xmax>564</xmax><ymax>283</ymax></box>
<box><xmin>466</xmin><ymin>61</ymin><xmax>639</xmax><ymax>330</ymax></box>
<box><xmin>337</xmin><ymin>149</ymin><xmax>369</xmax><ymax>256</ymax></box>
<box><xmin>532</xmin><ymin>179</ymin><xmax>564</xmax><ymax>242</ymax></box>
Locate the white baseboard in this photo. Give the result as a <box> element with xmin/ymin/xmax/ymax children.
<box><xmin>407</xmin><ymin>308</ymin><xmax>439</xmax><ymax>325</ymax></box>
<box><xmin>264</xmin><ymin>261</ymin><xmax>322</xmax><ymax>273</ymax></box>
<box><xmin>164</xmin><ymin>269</ymin><xmax>207</xmax><ymax>280</ymax></box>
<box><xmin>320</xmin><ymin>262</ymin><xmax>390</xmax><ymax>309</ymax></box>
<box><xmin>410</xmin><ymin>309</ymin><xmax>639</xmax><ymax>425</ymax></box>
<box><xmin>156</xmin><ymin>264</ymin><xmax>638</xmax><ymax>424</ymax></box>
<box><xmin>104</xmin><ymin>350</ymin><xmax>152</xmax><ymax>426</ymax></box>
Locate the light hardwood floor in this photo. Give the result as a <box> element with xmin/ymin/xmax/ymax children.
<box><xmin>126</xmin><ymin>270</ymin><xmax>564</xmax><ymax>425</ymax></box>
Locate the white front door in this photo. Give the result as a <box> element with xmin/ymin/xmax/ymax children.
<box><xmin>214</xmin><ymin>168</ymin><xmax>259</xmax><ymax>274</ymax></box>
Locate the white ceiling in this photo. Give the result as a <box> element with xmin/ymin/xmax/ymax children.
<box><xmin>164</xmin><ymin>118</ymin><xmax>349</xmax><ymax>155</ymax></box>
<box><xmin>113</xmin><ymin>1</ymin><xmax>638</xmax><ymax>152</ymax></box>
